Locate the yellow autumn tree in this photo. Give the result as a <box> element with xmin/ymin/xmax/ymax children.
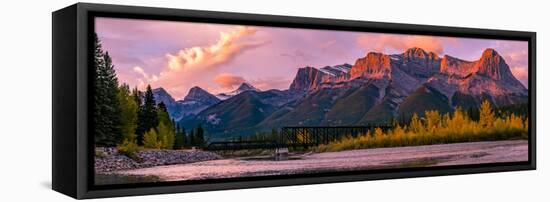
<box><xmin>449</xmin><ymin>107</ymin><xmax>469</xmax><ymax>132</ymax></box>
<box><xmin>479</xmin><ymin>100</ymin><xmax>496</xmax><ymax>128</ymax></box>
<box><xmin>157</xmin><ymin>122</ymin><xmax>175</xmax><ymax>149</ymax></box>
<box><xmin>505</xmin><ymin>113</ymin><xmax>524</xmax><ymax>129</ymax></box>
<box><xmin>143</xmin><ymin>129</ymin><xmax>161</xmax><ymax>149</ymax></box>
<box><xmin>409</xmin><ymin>113</ymin><xmax>423</xmax><ymax>133</ymax></box>
<box><xmin>424</xmin><ymin>110</ymin><xmax>441</xmax><ymax>133</ymax></box>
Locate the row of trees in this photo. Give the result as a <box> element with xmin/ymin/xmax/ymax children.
<box><xmin>392</xmin><ymin>102</ymin><xmax>528</xmax><ymax>127</ymax></box>
<box><xmin>173</xmin><ymin>124</ymin><xmax>205</xmax><ymax>149</ymax></box>
<box><xmin>93</xmin><ymin>34</ymin><xmax>205</xmax><ymax>150</ymax></box>
<box><xmin>318</xmin><ymin>100</ymin><xmax>529</xmax><ymax>152</ymax></box>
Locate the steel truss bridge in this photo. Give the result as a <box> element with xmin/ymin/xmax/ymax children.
<box><xmin>205</xmin><ymin>124</ymin><xmax>391</xmax><ymax>151</ymax></box>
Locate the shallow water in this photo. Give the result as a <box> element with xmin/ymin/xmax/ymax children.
<box><xmin>115</xmin><ymin>140</ymin><xmax>528</xmax><ymax>182</ymax></box>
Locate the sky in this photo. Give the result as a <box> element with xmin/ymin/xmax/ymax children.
<box><xmin>95</xmin><ymin>17</ymin><xmax>529</xmax><ymax>100</ymax></box>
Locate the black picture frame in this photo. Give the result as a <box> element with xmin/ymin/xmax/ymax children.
<box><xmin>52</xmin><ymin>2</ymin><xmax>536</xmax><ymax>199</ymax></box>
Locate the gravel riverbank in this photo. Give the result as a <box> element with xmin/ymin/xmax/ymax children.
<box><xmin>95</xmin><ymin>147</ymin><xmax>221</xmax><ymax>173</ymax></box>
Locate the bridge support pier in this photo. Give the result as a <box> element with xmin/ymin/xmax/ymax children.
<box><xmin>275</xmin><ymin>147</ymin><xmax>289</xmax><ymax>161</ymax></box>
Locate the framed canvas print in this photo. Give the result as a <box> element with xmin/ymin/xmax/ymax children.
<box><xmin>52</xmin><ymin>3</ymin><xmax>536</xmax><ymax>199</ymax></box>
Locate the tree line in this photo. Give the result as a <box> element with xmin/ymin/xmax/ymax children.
<box><xmin>93</xmin><ymin>33</ymin><xmax>205</xmax><ymax>150</ymax></box>
<box><xmin>317</xmin><ymin>100</ymin><xmax>529</xmax><ymax>152</ymax></box>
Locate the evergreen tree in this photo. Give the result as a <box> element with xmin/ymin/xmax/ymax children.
<box><xmin>174</xmin><ymin>124</ymin><xmax>187</xmax><ymax>149</ymax></box>
<box><xmin>157</xmin><ymin>102</ymin><xmax>167</xmax><ymax>113</ymax></box>
<box><xmin>195</xmin><ymin>124</ymin><xmax>205</xmax><ymax>147</ymax></box>
<box><xmin>270</xmin><ymin>128</ymin><xmax>279</xmax><ymax>142</ymax></box>
<box><xmin>180</xmin><ymin>126</ymin><xmax>187</xmax><ymax>148</ymax></box>
<box><xmin>93</xmin><ymin>34</ymin><xmax>122</xmax><ymax>147</ymax></box>
<box><xmin>136</xmin><ymin>85</ymin><xmax>158</xmax><ymax>145</ymax></box>
<box><xmin>156</xmin><ymin>102</ymin><xmax>175</xmax><ymax>149</ymax></box>
<box><xmin>131</xmin><ymin>87</ymin><xmax>142</xmax><ymax>107</ymax></box>
<box><xmin>189</xmin><ymin>129</ymin><xmax>195</xmax><ymax>147</ymax></box>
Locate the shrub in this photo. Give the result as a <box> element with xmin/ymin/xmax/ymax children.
<box><xmin>117</xmin><ymin>139</ymin><xmax>140</xmax><ymax>160</ymax></box>
<box><xmin>143</xmin><ymin>129</ymin><xmax>161</xmax><ymax>149</ymax></box>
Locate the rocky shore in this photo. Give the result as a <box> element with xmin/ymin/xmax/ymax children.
<box><xmin>95</xmin><ymin>147</ymin><xmax>221</xmax><ymax>173</ymax></box>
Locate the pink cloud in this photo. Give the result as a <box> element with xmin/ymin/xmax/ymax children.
<box><xmin>493</xmin><ymin>41</ymin><xmax>528</xmax><ymax>87</ymax></box>
<box><xmin>132</xmin><ymin>66</ymin><xmax>158</xmax><ymax>89</ymax></box>
<box><xmin>214</xmin><ymin>73</ymin><xmax>246</xmax><ymax>90</ymax></box>
<box><xmin>510</xmin><ymin>66</ymin><xmax>528</xmax><ymax>85</ymax></box>
<box><xmin>137</xmin><ymin>26</ymin><xmax>269</xmax><ymax>98</ymax></box>
<box><xmin>166</xmin><ymin>26</ymin><xmax>264</xmax><ymax>71</ymax></box>
<box><xmin>356</xmin><ymin>33</ymin><xmax>455</xmax><ymax>55</ymax></box>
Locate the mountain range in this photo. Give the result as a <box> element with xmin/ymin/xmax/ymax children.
<box><xmin>153</xmin><ymin>47</ymin><xmax>527</xmax><ymax>138</ymax></box>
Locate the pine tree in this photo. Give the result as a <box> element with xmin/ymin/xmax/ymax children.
<box><xmin>270</xmin><ymin>128</ymin><xmax>279</xmax><ymax>142</ymax></box>
<box><xmin>157</xmin><ymin>102</ymin><xmax>167</xmax><ymax>113</ymax></box>
<box><xmin>131</xmin><ymin>87</ymin><xmax>142</xmax><ymax>107</ymax></box>
<box><xmin>93</xmin><ymin>34</ymin><xmax>122</xmax><ymax>147</ymax></box>
<box><xmin>174</xmin><ymin>124</ymin><xmax>187</xmax><ymax>149</ymax></box>
<box><xmin>136</xmin><ymin>85</ymin><xmax>158</xmax><ymax>145</ymax></box>
<box><xmin>189</xmin><ymin>129</ymin><xmax>195</xmax><ymax>147</ymax></box>
<box><xmin>195</xmin><ymin>124</ymin><xmax>205</xmax><ymax>147</ymax></box>
<box><xmin>180</xmin><ymin>126</ymin><xmax>188</xmax><ymax>148</ymax></box>
<box><xmin>157</xmin><ymin>102</ymin><xmax>175</xmax><ymax>149</ymax></box>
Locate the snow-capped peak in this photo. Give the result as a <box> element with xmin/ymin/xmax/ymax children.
<box><xmin>216</xmin><ymin>82</ymin><xmax>260</xmax><ymax>100</ymax></box>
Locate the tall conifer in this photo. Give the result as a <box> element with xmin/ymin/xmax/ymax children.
<box><xmin>136</xmin><ymin>85</ymin><xmax>158</xmax><ymax>145</ymax></box>
<box><xmin>93</xmin><ymin>34</ymin><xmax>122</xmax><ymax>146</ymax></box>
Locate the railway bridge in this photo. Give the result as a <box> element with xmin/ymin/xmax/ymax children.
<box><xmin>205</xmin><ymin>124</ymin><xmax>392</xmax><ymax>151</ymax></box>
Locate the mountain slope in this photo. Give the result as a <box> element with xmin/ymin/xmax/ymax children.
<box><xmin>180</xmin><ymin>91</ymin><xmax>277</xmax><ymax>137</ymax></box>
<box><xmin>398</xmin><ymin>85</ymin><xmax>454</xmax><ymax>119</ymax></box>
<box><xmin>323</xmin><ymin>83</ymin><xmax>381</xmax><ymax>125</ymax></box>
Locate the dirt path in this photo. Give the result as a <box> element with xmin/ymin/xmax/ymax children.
<box><xmin>115</xmin><ymin>140</ymin><xmax>528</xmax><ymax>181</ymax></box>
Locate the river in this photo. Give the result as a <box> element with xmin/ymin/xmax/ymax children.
<box><xmin>115</xmin><ymin>140</ymin><xmax>528</xmax><ymax>181</ymax></box>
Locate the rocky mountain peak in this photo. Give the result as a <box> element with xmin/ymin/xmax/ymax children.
<box><xmin>481</xmin><ymin>48</ymin><xmax>499</xmax><ymax>58</ymax></box>
<box><xmin>403</xmin><ymin>47</ymin><xmax>438</xmax><ymax>61</ymax></box>
<box><xmin>184</xmin><ymin>86</ymin><xmax>220</xmax><ymax>104</ymax></box>
<box><xmin>404</xmin><ymin>47</ymin><xmax>428</xmax><ymax>58</ymax></box>
<box><xmin>153</xmin><ymin>87</ymin><xmax>168</xmax><ymax>94</ymax></box>
<box><xmin>350</xmin><ymin>52</ymin><xmax>392</xmax><ymax>78</ymax></box>
<box><xmin>476</xmin><ymin>48</ymin><xmax>511</xmax><ymax>80</ymax></box>
<box><xmin>289</xmin><ymin>66</ymin><xmax>331</xmax><ymax>92</ymax></box>
<box><xmin>440</xmin><ymin>55</ymin><xmax>476</xmax><ymax>77</ymax></box>
<box><xmin>237</xmin><ymin>82</ymin><xmax>259</xmax><ymax>92</ymax></box>
<box><xmin>216</xmin><ymin>82</ymin><xmax>260</xmax><ymax>100</ymax></box>
<box><xmin>152</xmin><ymin>87</ymin><xmax>176</xmax><ymax>106</ymax></box>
